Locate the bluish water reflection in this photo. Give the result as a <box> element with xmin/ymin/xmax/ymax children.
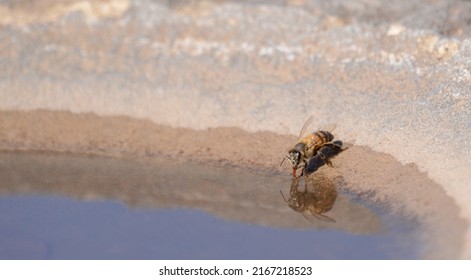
<box><xmin>0</xmin><ymin>195</ymin><xmax>417</xmax><ymax>259</ymax></box>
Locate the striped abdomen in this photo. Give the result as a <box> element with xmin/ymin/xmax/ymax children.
<box><xmin>302</xmin><ymin>131</ymin><xmax>334</xmax><ymax>157</ymax></box>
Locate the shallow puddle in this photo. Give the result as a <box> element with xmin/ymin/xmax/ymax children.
<box><xmin>0</xmin><ymin>151</ymin><xmax>421</xmax><ymax>259</ymax></box>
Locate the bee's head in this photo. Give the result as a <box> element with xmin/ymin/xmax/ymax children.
<box><xmin>280</xmin><ymin>150</ymin><xmax>302</xmax><ymax>173</ymax></box>
<box><xmin>280</xmin><ymin>190</ymin><xmax>300</xmax><ymax>209</ymax></box>
<box><xmin>288</xmin><ymin>200</ymin><xmax>301</xmax><ymax>210</ymax></box>
<box><xmin>287</xmin><ymin>150</ymin><xmax>301</xmax><ymax>168</ymax></box>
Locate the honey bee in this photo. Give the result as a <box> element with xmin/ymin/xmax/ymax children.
<box><xmin>280</xmin><ymin>116</ymin><xmax>341</xmax><ymax>178</ymax></box>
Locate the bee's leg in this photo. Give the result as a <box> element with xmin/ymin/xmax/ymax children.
<box><xmin>298</xmin><ymin>166</ymin><xmax>305</xmax><ymax>177</ymax></box>
<box><xmin>300</xmin><ymin>161</ymin><xmax>308</xmax><ymax>177</ymax></box>
<box><xmin>318</xmin><ymin>142</ymin><xmax>344</xmax><ymax>167</ymax></box>
<box><xmin>319</xmin><ymin>153</ymin><xmax>333</xmax><ymax>167</ymax></box>
<box><xmin>303</xmin><ymin>173</ymin><xmax>309</xmax><ymax>192</ymax></box>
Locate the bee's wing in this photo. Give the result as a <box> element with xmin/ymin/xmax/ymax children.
<box><xmin>301</xmin><ymin>212</ymin><xmax>317</xmax><ymax>223</ymax></box>
<box><xmin>309</xmin><ymin>210</ymin><xmax>336</xmax><ymax>223</ymax></box>
<box><xmin>318</xmin><ymin>123</ymin><xmax>337</xmax><ymax>142</ymax></box>
<box><xmin>297</xmin><ymin>115</ymin><xmax>314</xmax><ymax>140</ymax></box>
<box><xmin>320</xmin><ymin>123</ymin><xmax>337</xmax><ymax>133</ymax></box>
<box><xmin>300</xmin><ymin>211</ymin><xmax>336</xmax><ymax>223</ymax></box>
<box><xmin>298</xmin><ymin>116</ymin><xmax>337</xmax><ymax>140</ymax></box>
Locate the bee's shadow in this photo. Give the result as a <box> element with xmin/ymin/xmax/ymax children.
<box><xmin>304</xmin><ymin>140</ymin><xmax>349</xmax><ymax>175</ymax></box>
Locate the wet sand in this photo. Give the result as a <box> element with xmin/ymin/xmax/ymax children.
<box><xmin>0</xmin><ymin>110</ymin><xmax>465</xmax><ymax>258</ymax></box>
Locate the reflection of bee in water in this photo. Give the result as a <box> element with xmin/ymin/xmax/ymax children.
<box><xmin>280</xmin><ymin>175</ymin><xmax>337</xmax><ymax>223</ymax></box>
<box><xmin>280</xmin><ymin>116</ymin><xmax>342</xmax><ymax>178</ymax></box>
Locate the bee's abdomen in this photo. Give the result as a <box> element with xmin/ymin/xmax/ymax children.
<box><xmin>314</xmin><ymin>130</ymin><xmax>334</xmax><ymax>143</ymax></box>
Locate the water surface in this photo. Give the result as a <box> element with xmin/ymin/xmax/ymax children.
<box><xmin>0</xmin><ymin>151</ymin><xmax>420</xmax><ymax>259</ymax></box>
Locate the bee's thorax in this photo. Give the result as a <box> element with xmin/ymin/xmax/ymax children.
<box><xmin>293</xmin><ymin>142</ymin><xmax>306</xmax><ymax>152</ymax></box>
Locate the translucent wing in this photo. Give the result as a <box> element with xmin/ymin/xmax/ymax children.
<box><xmin>320</xmin><ymin>123</ymin><xmax>337</xmax><ymax>134</ymax></box>
<box><xmin>297</xmin><ymin>115</ymin><xmax>314</xmax><ymax>140</ymax></box>
<box><xmin>317</xmin><ymin>123</ymin><xmax>337</xmax><ymax>143</ymax></box>
<box><xmin>302</xmin><ymin>210</ymin><xmax>336</xmax><ymax>223</ymax></box>
<box><xmin>310</xmin><ymin>211</ymin><xmax>336</xmax><ymax>223</ymax></box>
<box><xmin>298</xmin><ymin>116</ymin><xmax>337</xmax><ymax>140</ymax></box>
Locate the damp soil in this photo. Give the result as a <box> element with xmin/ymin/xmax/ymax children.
<box><xmin>0</xmin><ymin>110</ymin><xmax>467</xmax><ymax>259</ymax></box>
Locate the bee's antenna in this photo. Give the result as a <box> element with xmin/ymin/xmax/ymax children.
<box><xmin>280</xmin><ymin>156</ymin><xmax>288</xmax><ymax>167</ymax></box>
<box><xmin>280</xmin><ymin>190</ymin><xmax>289</xmax><ymax>202</ymax></box>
